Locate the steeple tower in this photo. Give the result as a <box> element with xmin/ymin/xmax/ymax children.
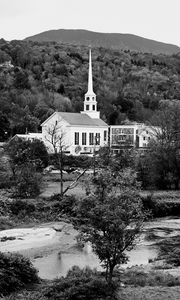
<box><xmin>87</xmin><ymin>48</ymin><xmax>95</xmax><ymax>96</ymax></box>
<box><xmin>81</xmin><ymin>49</ymin><xmax>100</xmax><ymax>119</ymax></box>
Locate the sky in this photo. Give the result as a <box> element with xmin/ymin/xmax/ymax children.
<box><xmin>0</xmin><ymin>0</ymin><xmax>180</xmax><ymax>46</ymax></box>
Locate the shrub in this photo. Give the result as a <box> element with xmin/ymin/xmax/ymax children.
<box><xmin>49</xmin><ymin>194</ymin><xmax>77</xmax><ymax>216</ymax></box>
<box><xmin>49</xmin><ymin>154</ymin><xmax>93</xmax><ymax>170</ymax></box>
<box><xmin>0</xmin><ymin>173</ymin><xmax>13</xmax><ymax>189</ymax></box>
<box><xmin>141</xmin><ymin>194</ymin><xmax>180</xmax><ymax>218</ymax></box>
<box><xmin>14</xmin><ymin>164</ymin><xmax>42</xmax><ymax>198</ymax></box>
<box><xmin>168</xmin><ymin>248</ymin><xmax>180</xmax><ymax>266</ymax></box>
<box><xmin>0</xmin><ymin>252</ymin><xmax>39</xmax><ymax>296</ymax></box>
<box><xmin>44</xmin><ymin>266</ymin><xmax>118</xmax><ymax>300</ymax></box>
<box><xmin>122</xmin><ymin>268</ymin><xmax>180</xmax><ymax>287</ymax></box>
<box><xmin>0</xmin><ymin>216</ymin><xmax>14</xmax><ymax>230</ymax></box>
<box><xmin>9</xmin><ymin>199</ymin><xmax>35</xmax><ymax>216</ymax></box>
<box><xmin>158</xmin><ymin>236</ymin><xmax>180</xmax><ymax>267</ymax></box>
<box><xmin>6</xmin><ymin>138</ymin><xmax>49</xmax><ymax>172</ymax></box>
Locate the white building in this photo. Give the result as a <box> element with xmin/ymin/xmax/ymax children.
<box><xmin>41</xmin><ymin>50</ymin><xmax>108</xmax><ymax>155</ymax></box>
<box><xmin>110</xmin><ymin>123</ymin><xmax>160</xmax><ymax>153</ymax></box>
<box><xmin>11</xmin><ymin>132</ymin><xmax>43</xmax><ymax>142</ymax></box>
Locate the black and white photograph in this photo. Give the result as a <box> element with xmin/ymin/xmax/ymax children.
<box><xmin>0</xmin><ymin>0</ymin><xmax>180</xmax><ymax>299</ymax></box>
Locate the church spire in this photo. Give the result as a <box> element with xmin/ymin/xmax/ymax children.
<box><xmin>81</xmin><ymin>48</ymin><xmax>100</xmax><ymax>119</ymax></box>
<box><xmin>87</xmin><ymin>49</ymin><xmax>94</xmax><ymax>95</ymax></box>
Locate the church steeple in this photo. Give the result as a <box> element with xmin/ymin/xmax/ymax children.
<box><xmin>81</xmin><ymin>49</ymin><xmax>100</xmax><ymax>119</ymax></box>
<box><xmin>87</xmin><ymin>49</ymin><xmax>95</xmax><ymax>95</ymax></box>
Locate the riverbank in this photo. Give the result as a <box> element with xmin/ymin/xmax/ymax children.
<box><xmin>0</xmin><ymin>221</ymin><xmax>77</xmax><ymax>259</ymax></box>
<box><xmin>1</xmin><ymin>217</ymin><xmax>180</xmax><ymax>299</ymax></box>
<box><xmin>1</xmin><ymin>217</ymin><xmax>180</xmax><ymax>278</ymax></box>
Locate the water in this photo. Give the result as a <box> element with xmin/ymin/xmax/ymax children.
<box><xmin>1</xmin><ymin>217</ymin><xmax>180</xmax><ymax>279</ymax></box>
<box><xmin>34</xmin><ymin>249</ymin><xmax>101</xmax><ymax>279</ymax></box>
<box><xmin>33</xmin><ymin>233</ymin><xmax>158</xmax><ymax>279</ymax></box>
<box><xmin>33</xmin><ymin>218</ymin><xmax>180</xmax><ymax>279</ymax></box>
<box><xmin>33</xmin><ymin>244</ymin><xmax>158</xmax><ymax>279</ymax></box>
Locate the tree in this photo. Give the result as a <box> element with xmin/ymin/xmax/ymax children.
<box><xmin>0</xmin><ymin>252</ymin><xmax>38</xmax><ymax>296</ymax></box>
<box><xmin>6</xmin><ymin>138</ymin><xmax>48</xmax><ymax>172</ymax></box>
<box><xmin>45</xmin><ymin>121</ymin><xmax>87</xmax><ymax>197</ymax></box>
<box><xmin>6</xmin><ymin>138</ymin><xmax>48</xmax><ymax>197</ymax></box>
<box><xmin>141</xmin><ymin>100</ymin><xmax>180</xmax><ymax>189</ymax></box>
<box><xmin>74</xmin><ymin>166</ymin><xmax>145</xmax><ymax>284</ymax></box>
<box><xmin>0</xmin><ymin>112</ymin><xmax>10</xmax><ymax>141</ymax></box>
<box><xmin>14</xmin><ymin>68</ymin><xmax>30</xmax><ymax>89</ymax></box>
<box><xmin>11</xmin><ymin>105</ymin><xmax>40</xmax><ymax>135</ymax></box>
<box><xmin>14</xmin><ymin>162</ymin><xmax>42</xmax><ymax>198</ymax></box>
<box><xmin>98</xmin><ymin>146</ymin><xmax>136</xmax><ymax>172</ymax></box>
<box><xmin>44</xmin><ymin>121</ymin><xmax>68</xmax><ymax>196</ymax></box>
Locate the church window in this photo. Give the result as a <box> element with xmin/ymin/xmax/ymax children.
<box><xmin>75</xmin><ymin>132</ymin><xmax>79</xmax><ymax>145</ymax></box>
<box><xmin>92</xmin><ymin>105</ymin><xmax>95</xmax><ymax>110</ymax></box>
<box><xmin>104</xmin><ymin>130</ymin><xmax>107</xmax><ymax>141</ymax></box>
<box><xmin>86</xmin><ymin>105</ymin><xmax>89</xmax><ymax>110</ymax></box>
<box><xmin>92</xmin><ymin>97</ymin><xmax>94</xmax><ymax>100</ymax></box>
<box><xmin>95</xmin><ymin>133</ymin><xmax>100</xmax><ymax>145</ymax></box>
<box><xmin>89</xmin><ymin>133</ymin><xmax>94</xmax><ymax>145</ymax></box>
<box><xmin>86</xmin><ymin>97</ymin><xmax>90</xmax><ymax>101</ymax></box>
<box><xmin>82</xmin><ymin>132</ymin><xmax>87</xmax><ymax>145</ymax></box>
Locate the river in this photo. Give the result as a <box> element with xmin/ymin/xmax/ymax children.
<box><xmin>0</xmin><ymin>217</ymin><xmax>180</xmax><ymax>279</ymax></box>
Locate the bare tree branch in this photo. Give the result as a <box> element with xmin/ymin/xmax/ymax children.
<box><xmin>63</xmin><ymin>169</ymin><xmax>87</xmax><ymax>195</ymax></box>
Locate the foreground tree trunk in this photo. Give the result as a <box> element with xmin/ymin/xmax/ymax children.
<box><xmin>107</xmin><ymin>263</ymin><xmax>115</xmax><ymax>285</ymax></box>
<box><xmin>57</xmin><ymin>151</ymin><xmax>63</xmax><ymax>197</ymax></box>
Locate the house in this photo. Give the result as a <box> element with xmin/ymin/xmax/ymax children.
<box><xmin>11</xmin><ymin>132</ymin><xmax>43</xmax><ymax>142</ymax></box>
<box><xmin>110</xmin><ymin>123</ymin><xmax>161</xmax><ymax>154</ymax></box>
<box><xmin>41</xmin><ymin>50</ymin><xmax>108</xmax><ymax>155</ymax></box>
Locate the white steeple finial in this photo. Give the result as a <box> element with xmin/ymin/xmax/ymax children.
<box><xmin>88</xmin><ymin>49</ymin><xmax>94</xmax><ymax>94</ymax></box>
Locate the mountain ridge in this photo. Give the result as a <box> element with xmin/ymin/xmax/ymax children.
<box><xmin>25</xmin><ymin>29</ymin><xmax>180</xmax><ymax>55</ymax></box>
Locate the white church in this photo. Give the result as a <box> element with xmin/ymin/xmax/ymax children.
<box><xmin>41</xmin><ymin>50</ymin><xmax>109</xmax><ymax>155</ymax></box>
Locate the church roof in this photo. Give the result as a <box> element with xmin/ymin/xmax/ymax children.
<box><xmin>57</xmin><ymin>112</ymin><xmax>108</xmax><ymax>127</ymax></box>
<box><xmin>41</xmin><ymin>111</ymin><xmax>107</xmax><ymax>127</ymax></box>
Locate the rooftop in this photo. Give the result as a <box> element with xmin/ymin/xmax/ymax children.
<box><xmin>42</xmin><ymin>112</ymin><xmax>108</xmax><ymax>127</ymax></box>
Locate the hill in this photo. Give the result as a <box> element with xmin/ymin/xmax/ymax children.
<box><xmin>25</xmin><ymin>29</ymin><xmax>180</xmax><ymax>55</ymax></box>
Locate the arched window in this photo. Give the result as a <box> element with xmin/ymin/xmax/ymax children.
<box><xmin>86</xmin><ymin>96</ymin><xmax>90</xmax><ymax>101</ymax></box>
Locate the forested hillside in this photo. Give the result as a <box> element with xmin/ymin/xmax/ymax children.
<box><xmin>0</xmin><ymin>38</ymin><xmax>180</xmax><ymax>140</ymax></box>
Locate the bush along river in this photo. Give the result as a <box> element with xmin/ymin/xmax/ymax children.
<box><xmin>0</xmin><ymin>217</ymin><xmax>180</xmax><ymax>279</ymax></box>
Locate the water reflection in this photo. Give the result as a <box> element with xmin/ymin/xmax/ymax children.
<box><xmin>34</xmin><ymin>249</ymin><xmax>101</xmax><ymax>279</ymax></box>
<box><xmin>33</xmin><ymin>242</ymin><xmax>157</xmax><ymax>279</ymax></box>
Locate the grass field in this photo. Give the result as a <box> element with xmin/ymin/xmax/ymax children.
<box><xmin>40</xmin><ymin>180</ymin><xmax>87</xmax><ymax>198</ymax></box>
<box><xmin>4</xmin><ymin>281</ymin><xmax>180</xmax><ymax>300</ymax></box>
<box><xmin>40</xmin><ymin>172</ymin><xmax>88</xmax><ymax>198</ymax></box>
<box><xmin>118</xmin><ymin>286</ymin><xmax>180</xmax><ymax>300</ymax></box>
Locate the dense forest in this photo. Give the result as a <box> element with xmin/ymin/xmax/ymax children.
<box><xmin>0</xmin><ymin>38</ymin><xmax>180</xmax><ymax>140</ymax></box>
